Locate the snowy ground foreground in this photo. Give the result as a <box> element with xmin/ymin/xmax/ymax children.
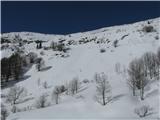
<box><xmin>1</xmin><ymin>17</ymin><xmax>160</xmax><ymax>120</ymax></box>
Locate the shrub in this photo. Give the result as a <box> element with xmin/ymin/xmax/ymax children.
<box><xmin>57</xmin><ymin>43</ymin><xmax>65</xmax><ymax>51</ymax></box>
<box><xmin>40</xmin><ymin>51</ymin><xmax>45</xmax><ymax>55</ymax></box>
<box><xmin>51</xmin><ymin>41</ymin><xmax>69</xmax><ymax>52</ymax></box>
<box><xmin>155</xmin><ymin>35</ymin><xmax>159</xmax><ymax>40</ymax></box>
<box><xmin>67</xmin><ymin>40</ymin><xmax>75</xmax><ymax>45</ymax></box>
<box><xmin>113</xmin><ymin>40</ymin><xmax>118</xmax><ymax>47</ymax></box>
<box><xmin>60</xmin><ymin>85</ymin><xmax>66</xmax><ymax>93</ymax></box>
<box><xmin>20</xmin><ymin>106</ymin><xmax>33</xmax><ymax>112</ymax></box>
<box><xmin>134</xmin><ymin>105</ymin><xmax>152</xmax><ymax>118</ymax></box>
<box><xmin>35</xmin><ymin>94</ymin><xmax>49</xmax><ymax>108</ymax></box>
<box><xmin>83</xmin><ymin>79</ymin><xmax>89</xmax><ymax>83</ymax></box>
<box><xmin>43</xmin><ymin>46</ymin><xmax>50</xmax><ymax>50</ymax></box>
<box><xmin>143</xmin><ymin>25</ymin><xmax>154</xmax><ymax>33</ymax></box>
<box><xmin>100</xmin><ymin>49</ymin><xmax>106</xmax><ymax>53</ymax></box>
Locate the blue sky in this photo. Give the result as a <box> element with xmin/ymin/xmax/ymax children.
<box><xmin>1</xmin><ymin>1</ymin><xmax>160</xmax><ymax>34</ymax></box>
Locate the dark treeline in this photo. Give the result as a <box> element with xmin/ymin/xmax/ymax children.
<box><xmin>1</xmin><ymin>53</ymin><xmax>23</xmax><ymax>85</ymax></box>
<box><xmin>1</xmin><ymin>51</ymin><xmax>37</xmax><ymax>87</ymax></box>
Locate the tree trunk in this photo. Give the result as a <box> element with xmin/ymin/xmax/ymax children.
<box><xmin>56</xmin><ymin>94</ymin><xmax>58</xmax><ymax>104</ymax></box>
<box><xmin>140</xmin><ymin>88</ymin><xmax>144</xmax><ymax>100</ymax></box>
<box><xmin>133</xmin><ymin>86</ymin><xmax>135</xmax><ymax>96</ymax></box>
<box><xmin>157</xmin><ymin>66</ymin><xmax>159</xmax><ymax>80</ymax></box>
<box><xmin>102</xmin><ymin>90</ymin><xmax>105</xmax><ymax>105</ymax></box>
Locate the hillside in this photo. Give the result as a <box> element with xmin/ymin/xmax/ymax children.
<box><xmin>1</xmin><ymin>17</ymin><xmax>160</xmax><ymax>120</ymax></box>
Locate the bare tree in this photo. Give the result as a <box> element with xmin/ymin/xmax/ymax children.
<box><xmin>95</xmin><ymin>73</ymin><xmax>112</xmax><ymax>105</ymax></box>
<box><xmin>94</xmin><ymin>72</ymin><xmax>100</xmax><ymax>82</ymax></box>
<box><xmin>73</xmin><ymin>77</ymin><xmax>80</xmax><ymax>93</ymax></box>
<box><xmin>6</xmin><ymin>85</ymin><xmax>27</xmax><ymax>105</ymax></box>
<box><xmin>1</xmin><ymin>104</ymin><xmax>9</xmax><ymax>120</ymax></box>
<box><xmin>52</xmin><ymin>86</ymin><xmax>61</xmax><ymax>104</ymax></box>
<box><xmin>128</xmin><ymin>59</ymin><xmax>141</xmax><ymax>96</ymax></box>
<box><xmin>35</xmin><ymin>94</ymin><xmax>48</xmax><ymax>108</ymax></box>
<box><xmin>69</xmin><ymin>77</ymin><xmax>80</xmax><ymax>95</ymax></box>
<box><xmin>157</xmin><ymin>47</ymin><xmax>160</xmax><ymax>80</ymax></box>
<box><xmin>134</xmin><ymin>105</ymin><xmax>152</xmax><ymax>118</ymax></box>
<box><xmin>141</xmin><ymin>52</ymin><xmax>158</xmax><ymax>79</ymax></box>
<box><xmin>127</xmin><ymin>58</ymin><xmax>148</xmax><ymax>100</ymax></box>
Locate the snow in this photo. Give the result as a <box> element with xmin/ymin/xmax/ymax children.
<box><xmin>1</xmin><ymin>17</ymin><xmax>160</xmax><ymax>120</ymax></box>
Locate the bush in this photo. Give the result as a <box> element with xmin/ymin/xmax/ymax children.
<box><xmin>43</xmin><ymin>46</ymin><xmax>50</xmax><ymax>50</ymax></box>
<box><xmin>60</xmin><ymin>85</ymin><xmax>66</xmax><ymax>93</ymax></box>
<box><xmin>143</xmin><ymin>25</ymin><xmax>154</xmax><ymax>33</ymax></box>
<box><xmin>51</xmin><ymin>41</ymin><xmax>66</xmax><ymax>52</ymax></box>
<box><xmin>35</xmin><ymin>94</ymin><xmax>49</xmax><ymax>108</ymax></box>
<box><xmin>83</xmin><ymin>79</ymin><xmax>89</xmax><ymax>83</ymax></box>
<box><xmin>113</xmin><ymin>40</ymin><xmax>118</xmax><ymax>47</ymax></box>
<box><xmin>67</xmin><ymin>40</ymin><xmax>76</xmax><ymax>45</ymax></box>
<box><xmin>134</xmin><ymin>105</ymin><xmax>152</xmax><ymax>118</ymax></box>
<box><xmin>100</xmin><ymin>49</ymin><xmax>106</xmax><ymax>53</ymax></box>
<box><xmin>155</xmin><ymin>35</ymin><xmax>159</xmax><ymax>40</ymax></box>
<box><xmin>20</xmin><ymin>106</ymin><xmax>33</xmax><ymax>112</ymax></box>
<box><xmin>40</xmin><ymin>51</ymin><xmax>45</xmax><ymax>55</ymax></box>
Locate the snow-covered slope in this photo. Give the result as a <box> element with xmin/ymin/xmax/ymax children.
<box><xmin>1</xmin><ymin>17</ymin><xmax>160</xmax><ymax>120</ymax></box>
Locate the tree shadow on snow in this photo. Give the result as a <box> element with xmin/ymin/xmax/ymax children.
<box><xmin>111</xmin><ymin>94</ymin><xmax>126</xmax><ymax>102</ymax></box>
<box><xmin>1</xmin><ymin>75</ymin><xmax>31</xmax><ymax>89</ymax></box>
<box><xmin>18</xmin><ymin>96</ymin><xmax>34</xmax><ymax>104</ymax></box>
<box><xmin>40</xmin><ymin>66</ymin><xmax>52</xmax><ymax>72</ymax></box>
<box><xmin>77</xmin><ymin>86</ymin><xmax>88</xmax><ymax>93</ymax></box>
<box><xmin>145</xmin><ymin>89</ymin><xmax>159</xmax><ymax>99</ymax></box>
